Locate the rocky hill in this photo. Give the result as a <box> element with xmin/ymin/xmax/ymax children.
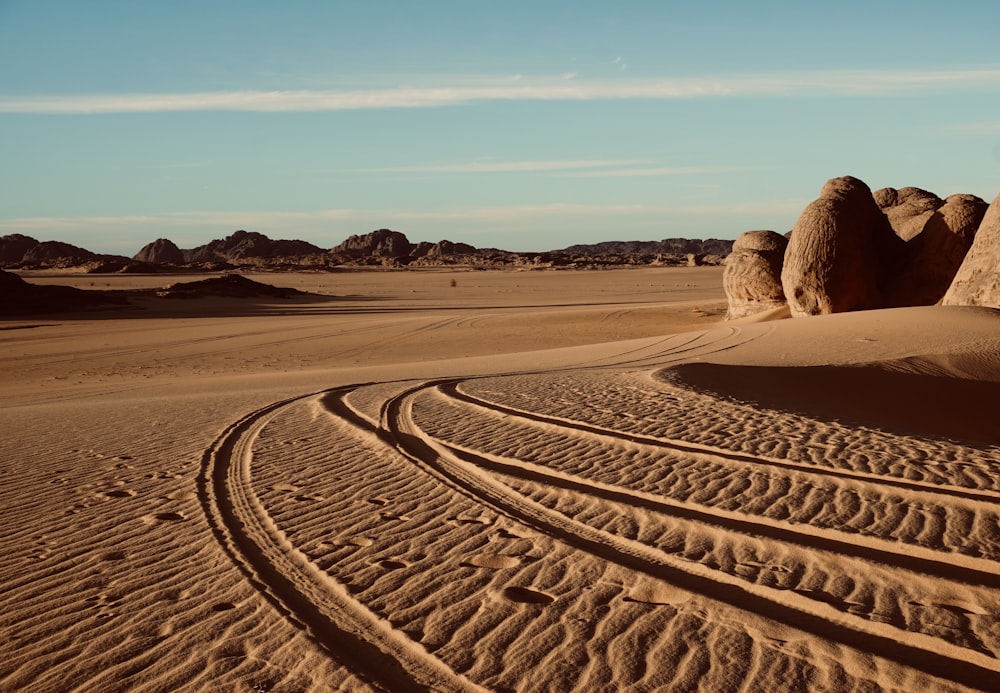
<box><xmin>1</xmin><ymin>229</ymin><xmax>732</xmax><ymax>272</ymax></box>
<box><xmin>558</xmin><ymin>238</ymin><xmax>734</xmax><ymax>257</ymax></box>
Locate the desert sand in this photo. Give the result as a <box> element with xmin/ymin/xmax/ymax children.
<box><xmin>2</xmin><ymin>266</ymin><xmax>999</xmax><ymax>692</ymax></box>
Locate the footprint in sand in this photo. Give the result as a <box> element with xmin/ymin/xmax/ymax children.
<box><xmin>910</xmin><ymin>600</ymin><xmax>988</xmax><ymax>616</ymax></box>
<box><xmin>494</xmin><ymin>527</ymin><xmax>530</xmax><ymax>540</ymax></box>
<box><xmin>624</xmin><ymin>581</ymin><xmax>690</xmax><ymax>606</ymax></box>
<box><xmin>379</xmin><ymin>510</ymin><xmax>412</xmax><ymax>521</ymax></box>
<box><xmin>164</xmin><ymin>490</ymin><xmax>197</xmax><ymax>501</ymax></box>
<box><xmin>141</xmin><ymin>512</ymin><xmax>186</xmax><ymax>524</ymax></box>
<box><xmin>378</xmin><ymin>559</ymin><xmax>410</xmax><ymax>570</ymax></box>
<box><xmin>329</xmin><ymin>537</ymin><xmax>374</xmax><ymax>548</ymax></box>
<box><xmin>501</xmin><ymin>586</ymin><xmax>555</xmax><ymax>605</ymax></box>
<box><xmin>103</xmin><ymin>489</ymin><xmax>137</xmax><ymax>499</ymax></box>
<box><xmin>448</xmin><ymin>513</ymin><xmax>494</xmax><ymax>526</ymax></box>
<box><xmin>462</xmin><ymin>554</ymin><xmax>522</xmax><ymax>570</ymax></box>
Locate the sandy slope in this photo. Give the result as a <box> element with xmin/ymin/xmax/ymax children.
<box><xmin>2</xmin><ymin>268</ymin><xmax>999</xmax><ymax>692</ymax></box>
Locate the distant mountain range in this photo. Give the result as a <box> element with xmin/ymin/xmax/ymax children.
<box><xmin>0</xmin><ymin>229</ymin><xmax>733</xmax><ymax>272</ymax></box>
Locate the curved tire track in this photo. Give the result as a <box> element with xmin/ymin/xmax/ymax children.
<box><xmin>197</xmin><ymin>390</ymin><xmax>483</xmax><ymax>693</ymax></box>
<box><xmin>368</xmin><ymin>383</ymin><xmax>1000</xmax><ymax>691</ymax></box>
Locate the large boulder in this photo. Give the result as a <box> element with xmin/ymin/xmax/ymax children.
<box><xmin>724</xmin><ymin>230</ymin><xmax>788</xmax><ymax>319</ymax></box>
<box><xmin>943</xmin><ymin>192</ymin><xmax>1000</xmax><ymax>308</ymax></box>
<box><xmin>888</xmin><ymin>193</ymin><xmax>988</xmax><ymax>306</ymax></box>
<box><xmin>0</xmin><ymin>234</ymin><xmax>39</xmax><ymax>265</ymax></box>
<box><xmin>133</xmin><ymin>238</ymin><xmax>184</xmax><ymax>264</ymax></box>
<box><xmin>781</xmin><ymin>176</ymin><xmax>901</xmax><ymax>317</ymax></box>
<box><xmin>874</xmin><ymin>186</ymin><xmax>944</xmax><ymax>241</ymax></box>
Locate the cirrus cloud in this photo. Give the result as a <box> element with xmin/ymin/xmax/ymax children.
<box><xmin>2</xmin><ymin>69</ymin><xmax>1000</xmax><ymax>114</ymax></box>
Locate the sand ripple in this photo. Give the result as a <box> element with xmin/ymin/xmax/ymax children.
<box><xmin>192</xmin><ymin>345</ymin><xmax>1000</xmax><ymax>690</ymax></box>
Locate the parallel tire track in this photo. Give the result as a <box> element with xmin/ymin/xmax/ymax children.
<box><xmin>366</xmin><ymin>383</ymin><xmax>1000</xmax><ymax>691</ymax></box>
<box><xmin>197</xmin><ymin>390</ymin><xmax>483</xmax><ymax>693</ymax></box>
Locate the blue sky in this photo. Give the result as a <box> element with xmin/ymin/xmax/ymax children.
<box><xmin>2</xmin><ymin>1</ymin><xmax>1000</xmax><ymax>254</ymax></box>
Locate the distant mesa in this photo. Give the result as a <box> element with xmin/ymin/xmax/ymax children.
<box><xmin>0</xmin><ymin>234</ymin><xmax>39</xmax><ymax>264</ymax></box>
<box><xmin>1</xmin><ymin>228</ymin><xmax>733</xmax><ymax>272</ymax></box>
<box><xmin>331</xmin><ymin>228</ymin><xmax>413</xmax><ymax>259</ymax></box>
<box><xmin>22</xmin><ymin>240</ymin><xmax>102</xmax><ymax>266</ymax></box>
<box><xmin>559</xmin><ymin>238</ymin><xmax>733</xmax><ymax>257</ymax></box>
<box><xmin>182</xmin><ymin>229</ymin><xmax>325</xmax><ymax>264</ymax></box>
<box><xmin>134</xmin><ymin>238</ymin><xmax>184</xmax><ymax>264</ymax></box>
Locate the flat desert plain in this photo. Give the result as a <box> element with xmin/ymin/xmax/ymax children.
<box><xmin>3</xmin><ymin>266</ymin><xmax>1000</xmax><ymax>692</ymax></box>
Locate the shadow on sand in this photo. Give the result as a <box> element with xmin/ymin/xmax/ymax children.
<box><xmin>669</xmin><ymin>362</ymin><xmax>1000</xmax><ymax>446</ymax></box>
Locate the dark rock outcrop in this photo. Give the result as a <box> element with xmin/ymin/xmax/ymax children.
<box><xmin>0</xmin><ymin>234</ymin><xmax>39</xmax><ymax>264</ymax></box>
<box><xmin>183</xmin><ymin>230</ymin><xmax>324</xmax><ymax>263</ymax></box>
<box><xmin>411</xmin><ymin>239</ymin><xmax>477</xmax><ymax>258</ymax></box>
<box><xmin>559</xmin><ymin>238</ymin><xmax>734</xmax><ymax>257</ymax></box>
<box><xmin>155</xmin><ymin>274</ymin><xmax>307</xmax><ymax>299</ymax></box>
<box><xmin>943</xmin><ymin>191</ymin><xmax>1000</xmax><ymax>308</ymax></box>
<box><xmin>781</xmin><ymin>176</ymin><xmax>902</xmax><ymax>317</ymax></box>
<box><xmin>0</xmin><ymin>268</ymin><xmax>128</xmax><ymax>314</ymax></box>
<box><xmin>724</xmin><ymin>230</ymin><xmax>788</xmax><ymax>319</ymax></box>
<box><xmin>330</xmin><ymin>229</ymin><xmax>414</xmax><ymax>258</ymax></box>
<box><xmin>21</xmin><ymin>240</ymin><xmax>100</xmax><ymax>267</ymax></box>
<box><xmin>134</xmin><ymin>238</ymin><xmax>184</xmax><ymax>264</ymax></box>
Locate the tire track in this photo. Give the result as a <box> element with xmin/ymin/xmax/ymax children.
<box><xmin>446</xmin><ymin>382</ymin><xmax>1000</xmax><ymax>506</ymax></box>
<box><xmin>197</xmin><ymin>390</ymin><xmax>484</xmax><ymax>693</ymax></box>
<box><xmin>420</xmin><ymin>386</ymin><xmax>1000</xmax><ymax>588</ymax></box>
<box><xmin>362</xmin><ymin>382</ymin><xmax>1000</xmax><ymax>691</ymax></box>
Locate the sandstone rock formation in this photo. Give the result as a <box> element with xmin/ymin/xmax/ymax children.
<box><xmin>888</xmin><ymin>193</ymin><xmax>987</xmax><ymax>306</ymax></box>
<box><xmin>874</xmin><ymin>186</ymin><xmax>944</xmax><ymax>241</ymax></box>
<box><xmin>134</xmin><ymin>238</ymin><xmax>184</xmax><ymax>264</ymax></box>
<box><xmin>723</xmin><ymin>230</ymin><xmax>788</xmax><ymax>319</ymax></box>
<box><xmin>943</xmin><ymin>191</ymin><xmax>1000</xmax><ymax>308</ymax></box>
<box><xmin>782</xmin><ymin>176</ymin><xmax>902</xmax><ymax>317</ymax></box>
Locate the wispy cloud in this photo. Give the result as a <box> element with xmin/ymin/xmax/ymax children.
<box><xmin>942</xmin><ymin>120</ymin><xmax>1000</xmax><ymax>134</ymax></box>
<box><xmin>0</xmin><ymin>199</ymin><xmax>808</xmax><ymax>233</ymax></box>
<box><xmin>3</xmin><ymin>69</ymin><xmax>1000</xmax><ymax>114</ymax></box>
<box><xmin>351</xmin><ymin>159</ymin><xmax>651</xmax><ymax>174</ymax></box>
<box><xmin>559</xmin><ymin>165</ymin><xmax>759</xmax><ymax>178</ymax></box>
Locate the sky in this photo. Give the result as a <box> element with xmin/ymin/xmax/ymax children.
<box><xmin>2</xmin><ymin>1</ymin><xmax>1000</xmax><ymax>255</ymax></box>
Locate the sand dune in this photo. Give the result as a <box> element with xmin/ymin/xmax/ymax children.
<box><xmin>2</xmin><ymin>268</ymin><xmax>999</xmax><ymax>691</ymax></box>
